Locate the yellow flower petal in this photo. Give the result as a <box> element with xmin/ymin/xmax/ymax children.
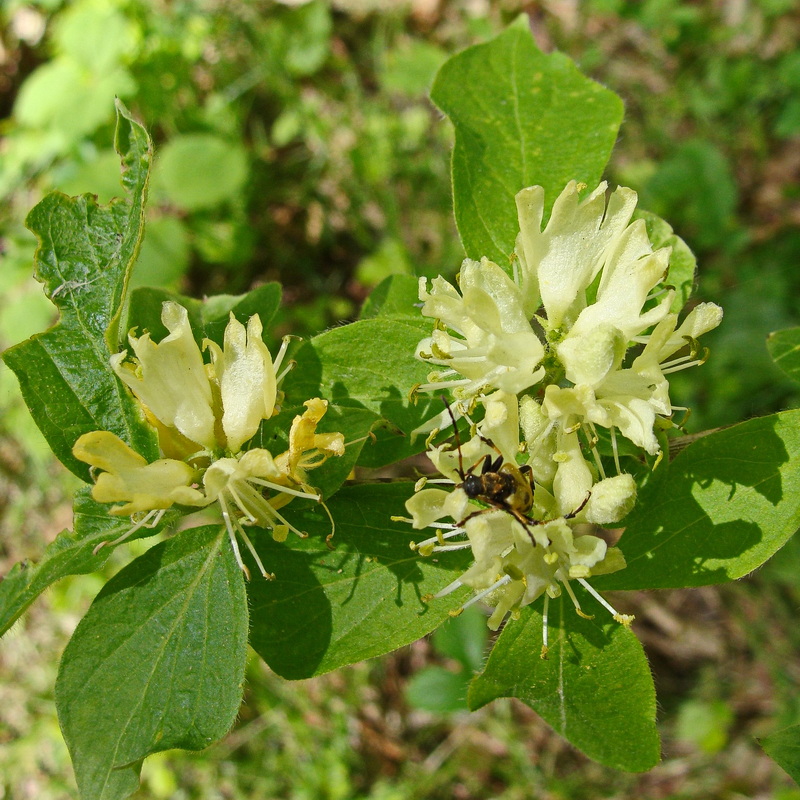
<box><xmin>73</xmin><ymin>431</ymin><xmax>205</xmax><ymax>515</ymax></box>
<box><xmin>279</xmin><ymin>398</ymin><xmax>345</xmax><ymax>481</ymax></box>
<box><xmin>111</xmin><ymin>301</ymin><xmax>216</xmax><ymax>450</ymax></box>
<box><xmin>206</xmin><ymin>313</ymin><xmax>278</xmax><ymax>453</ymax></box>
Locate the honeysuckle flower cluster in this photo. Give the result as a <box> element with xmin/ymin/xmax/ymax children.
<box><xmin>405</xmin><ymin>181</ymin><xmax>722</xmax><ymax>644</ymax></box>
<box><xmin>73</xmin><ymin>301</ymin><xmax>344</xmax><ymax>579</ymax></box>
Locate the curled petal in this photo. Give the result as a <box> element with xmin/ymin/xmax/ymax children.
<box><xmin>73</xmin><ymin>430</ymin><xmax>205</xmax><ymax>515</ymax></box>
<box><xmin>406</xmin><ymin>487</ymin><xmax>468</xmax><ymax>529</ymax></box>
<box><xmin>278</xmin><ymin>398</ymin><xmax>345</xmax><ymax>482</ymax></box>
<box><xmin>658</xmin><ymin>302</ymin><xmax>723</xmax><ymax>361</ymax></box>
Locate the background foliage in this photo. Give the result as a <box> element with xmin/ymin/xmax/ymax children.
<box><xmin>2</xmin><ymin>1</ymin><xmax>800</xmax><ymax>797</ymax></box>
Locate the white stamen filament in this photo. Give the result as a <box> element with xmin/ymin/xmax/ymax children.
<box><xmin>418</xmin><ymin>378</ymin><xmax>471</xmax><ymax>391</ymax></box>
<box><xmin>92</xmin><ymin>508</ymin><xmax>166</xmax><ymax>555</ymax></box>
<box><xmin>460</xmin><ymin>574</ymin><xmax>513</xmax><ymax>611</ymax></box>
<box><xmin>560</xmin><ymin>574</ymin><xmax>587</xmax><ymax>616</ymax></box>
<box><xmin>249</xmin><ymin>477</ymin><xmax>321</xmax><ymax>501</ymax></box>
<box><xmin>434</xmin><ymin>576</ymin><xmax>465</xmax><ymax>598</ymax></box>
<box><xmin>235</xmin><ymin>522</ymin><xmax>274</xmax><ymax>580</ymax></box>
<box><xmin>577</xmin><ymin>578</ymin><xmax>622</xmax><ymax>617</ymax></box>
<box><xmin>609</xmin><ymin>425</ymin><xmax>621</xmax><ymax>475</ymax></box>
<box><xmin>276</xmin><ymin>362</ymin><xmax>296</xmax><ymax>384</ymax></box>
<box><xmin>662</xmin><ymin>358</ymin><xmax>705</xmax><ymax>374</ymax></box>
<box><xmin>229</xmin><ymin>479</ymin><xmax>309</xmax><ymax>540</ymax></box>
<box><xmin>272</xmin><ymin>335</ymin><xmax>293</xmax><ymax>375</ymax></box>
<box><xmin>590</xmin><ymin>441</ymin><xmax>606</xmax><ymax>480</ymax></box>
<box><xmin>218</xmin><ymin>493</ymin><xmax>250</xmax><ymax>580</ymax></box>
<box><xmin>431</xmin><ymin>542</ymin><xmax>473</xmax><ymax>552</ymax></box>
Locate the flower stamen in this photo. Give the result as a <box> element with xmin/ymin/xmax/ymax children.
<box><xmin>248</xmin><ymin>477</ymin><xmax>321</xmax><ymax>501</ymax></box>
<box><xmin>577</xmin><ymin>578</ymin><xmax>634</xmax><ymax>626</ymax></box>
<box><xmin>451</xmin><ymin>573</ymin><xmax>513</xmax><ymax>616</ymax></box>
<box><xmin>92</xmin><ymin>508</ymin><xmax>166</xmax><ymax>556</ymax></box>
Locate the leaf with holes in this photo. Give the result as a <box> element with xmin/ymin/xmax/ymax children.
<box><xmin>2</xmin><ymin>101</ymin><xmax>156</xmax><ymax>479</ymax></box>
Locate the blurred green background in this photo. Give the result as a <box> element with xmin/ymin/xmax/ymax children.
<box><xmin>2</xmin><ymin>1</ymin><xmax>800</xmax><ymax>797</ymax></box>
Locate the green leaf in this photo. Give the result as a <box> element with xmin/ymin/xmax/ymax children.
<box><xmin>283</xmin><ymin>317</ymin><xmax>440</xmax><ymax>469</ymax></box>
<box><xmin>246</xmin><ymin>483</ymin><xmax>472</xmax><ymax>679</ymax></box>
<box><xmin>637</xmin><ymin>209</ymin><xmax>697</xmax><ymax>314</ymax></box>
<box><xmin>406</xmin><ymin>666</ymin><xmax>471</xmax><ymax>714</ymax></box>
<box><xmin>431</xmin><ymin>16</ymin><xmax>623</xmax><ymax>265</ymax></box>
<box><xmin>154</xmin><ymin>134</ymin><xmax>248</xmax><ymax>211</ymax></box>
<box><xmin>760</xmin><ymin>724</ymin><xmax>800</xmax><ymax>784</ymax></box>
<box><xmin>126</xmin><ymin>283</ymin><xmax>283</xmax><ymax>348</ymax></box>
<box><xmin>131</xmin><ymin>215</ymin><xmax>190</xmax><ymax>289</ymax></box>
<box><xmin>596</xmin><ymin>411</ymin><xmax>800</xmax><ymax>590</ymax></box>
<box><xmin>767</xmin><ymin>327</ymin><xmax>800</xmax><ymax>385</ymax></box>
<box><xmin>469</xmin><ymin>595</ymin><xmax>659</xmax><ymax>772</ymax></box>
<box><xmin>56</xmin><ymin>526</ymin><xmax>248</xmax><ymax>800</ymax></box>
<box><xmin>432</xmin><ymin>604</ymin><xmax>489</xmax><ymax>672</ymax></box>
<box><xmin>2</xmin><ymin>101</ymin><xmax>155</xmax><ymax>479</ymax></box>
<box><xmin>0</xmin><ymin>488</ymin><xmax>173</xmax><ymax>639</ymax></box>
<box><xmin>359</xmin><ymin>274</ymin><xmax>421</xmax><ymax>320</ymax></box>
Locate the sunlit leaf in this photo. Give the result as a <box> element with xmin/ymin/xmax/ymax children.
<box><xmin>767</xmin><ymin>327</ymin><xmax>800</xmax><ymax>385</ymax></box>
<box><xmin>56</xmin><ymin>526</ymin><xmax>248</xmax><ymax>800</ymax></box>
<box><xmin>469</xmin><ymin>595</ymin><xmax>659</xmax><ymax>772</ymax></box>
<box><xmin>431</xmin><ymin>17</ymin><xmax>623</xmax><ymax>265</ymax></box>
<box><xmin>596</xmin><ymin>411</ymin><xmax>800</xmax><ymax>590</ymax></box>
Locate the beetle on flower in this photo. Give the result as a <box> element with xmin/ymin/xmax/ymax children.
<box><xmin>404</xmin><ymin>181</ymin><xmax>722</xmax><ymax>639</ymax></box>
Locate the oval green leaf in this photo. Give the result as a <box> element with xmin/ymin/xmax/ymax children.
<box><xmin>56</xmin><ymin>526</ymin><xmax>248</xmax><ymax>800</ymax></box>
<box><xmin>431</xmin><ymin>17</ymin><xmax>623</xmax><ymax>265</ymax></box>
<box><xmin>767</xmin><ymin>327</ymin><xmax>800</xmax><ymax>385</ymax></box>
<box><xmin>469</xmin><ymin>595</ymin><xmax>659</xmax><ymax>772</ymax></box>
<box><xmin>596</xmin><ymin>410</ymin><xmax>800</xmax><ymax>590</ymax></box>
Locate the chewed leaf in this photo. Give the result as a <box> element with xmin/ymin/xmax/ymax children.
<box><xmin>2</xmin><ymin>101</ymin><xmax>157</xmax><ymax>478</ymax></box>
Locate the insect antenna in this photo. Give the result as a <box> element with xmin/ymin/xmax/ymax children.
<box><xmin>441</xmin><ymin>395</ymin><xmax>467</xmax><ymax>481</ymax></box>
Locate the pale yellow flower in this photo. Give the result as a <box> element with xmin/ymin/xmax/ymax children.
<box><xmin>73</xmin><ymin>302</ymin><xmax>344</xmax><ymax>578</ymax></box>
